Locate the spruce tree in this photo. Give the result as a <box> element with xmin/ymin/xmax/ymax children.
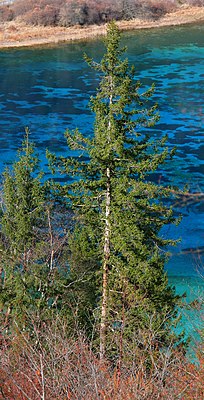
<box><xmin>0</xmin><ymin>131</ymin><xmax>45</xmax><ymax>325</ymax></box>
<box><xmin>1</xmin><ymin>130</ymin><xmax>44</xmax><ymax>258</ymax></box>
<box><xmin>0</xmin><ymin>133</ymin><xmax>95</xmax><ymax>333</ymax></box>
<box><xmin>0</xmin><ymin>132</ymin><xmax>70</xmax><ymax>329</ymax></box>
<box><xmin>48</xmin><ymin>22</ymin><xmax>180</xmax><ymax>360</ymax></box>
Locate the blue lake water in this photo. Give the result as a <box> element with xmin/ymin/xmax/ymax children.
<box><xmin>0</xmin><ymin>23</ymin><xmax>203</xmax><ymax>338</ymax></box>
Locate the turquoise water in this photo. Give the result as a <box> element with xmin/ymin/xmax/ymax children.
<box><xmin>0</xmin><ymin>23</ymin><xmax>203</xmax><ymax>338</ymax></box>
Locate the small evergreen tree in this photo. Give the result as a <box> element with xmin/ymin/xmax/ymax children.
<box><xmin>1</xmin><ymin>130</ymin><xmax>44</xmax><ymax>257</ymax></box>
<box><xmin>0</xmin><ymin>132</ymin><xmax>96</xmax><ymax>334</ymax></box>
<box><xmin>48</xmin><ymin>22</ymin><xmax>180</xmax><ymax>360</ymax></box>
<box><xmin>0</xmin><ymin>131</ymin><xmax>45</xmax><ymax>326</ymax></box>
<box><xmin>0</xmin><ymin>132</ymin><xmax>70</xmax><ymax>330</ymax></box>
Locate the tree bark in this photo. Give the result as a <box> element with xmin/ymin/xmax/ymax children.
<box><xmin>100</xmin><ymin>166</ymin><xmax>111</xmax><ymax>360</ymax></box>
<box><xmin>100</xmin><ymin>77</ymin><xmax>113</xmax><ymax>360</ymax></box>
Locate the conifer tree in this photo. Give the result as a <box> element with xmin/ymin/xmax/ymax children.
<box><xmin>0</xmin><ymin>131</ymin><xmax>46</xmax><ymax>325</ymax></box>
<box><xmin>48</xmin><ymin>22</ymin><xmax>180</xmax><ymax>360</ymax></box>
<box><xmin>0</xmin><ymin>133</ymin><xmax>95</xmax><ymax>332</ymax></box>
<box><xmin>1</xmin><ymin>130</ymin><xmax>44</xmax><ymax>258</ymax></box>
<box><xmin>0</xmin><ymin>132</ymin><xmax>72</xmax><ymax>329</ymax></box>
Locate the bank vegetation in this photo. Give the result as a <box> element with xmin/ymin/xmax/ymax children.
<box><xmin>0</xmin><ymin>1</ymin><xmax>204</xmax><ymax>48</ymax></box>
<box><xmin>0</xmin><ymin>0</ymin><xmax>204</xmax><ymax>27</ymax></box>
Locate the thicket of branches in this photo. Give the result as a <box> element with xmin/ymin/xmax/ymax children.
<box><xmin>1</xmin><ymin>318</ymin><xmax>204</xmax><ymax>400</ymax></box>
<box><xmin>0</xmin><ymin>0</ymin><xmax>204</xmax><ymax>26</ymax></box>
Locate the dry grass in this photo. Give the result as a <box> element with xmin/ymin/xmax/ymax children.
<box><xmin>0</xmin><ymin>5</ymin><xmax>203</xmax><ymax>48</ymax></box>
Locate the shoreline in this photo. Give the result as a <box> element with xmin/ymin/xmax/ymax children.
<box><xmin>0</xmin><ymin>5</ymin><xmax>204</xmax><ymax>49</ymax></box>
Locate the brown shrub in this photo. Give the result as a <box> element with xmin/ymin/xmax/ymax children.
<box><xmin>58</xmin><ymin>0</ymin><xmax>179</xmax><ymax>27</ymax></box>
<box><xmin>12</xmin><ymin>0</ymin><xmax>34</xmax><ymax>18</ymax></box>
<box><xmin>8</xmin><ymin>0</ymin><xmax>201</xmax><ymax>27</ymax></box>
<box><xmin>186</xmin><ymin>0</ymin><xmax>204</xmax><ymax>5</ymax></box>
<box><xmin>148</xmin><ymin>0</ymin><xmax>178</xmax><ymax>19</ymax></box>
<box><xmin>12</xmin><ymin>0</ymin><xmax>64</xmax><ymax>25</ymax></box>
<box><xmin>59</xmin><ymin>0</ymin><xmax>124</xmax><ymax>27</ymax></box>
<box><xmin>1</xmin><ymin>318</ymin><xmax>204</xmax><ymax>400</ymax></box>
<box><xmin>0</xmin><ymin>5</ymin><xmax>14</xmax><ymax>23</ymax></box>
<box><xmin>23</xmin><ymin>5</ymin><xmax>59</xmax><ymax>26</ymax></box>
<box><xmin>59</xmin><ymin>1</ymin><xmax>90</xmax><ymax>27</ymax></box>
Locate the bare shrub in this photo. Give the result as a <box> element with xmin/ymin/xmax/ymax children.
<box><xmin>59</xmin><ymin>0</ymin><xmax>123</xmax><ymax>27</ymax></box>
<box><xmin>186</xmin><ymin>0</ymin><xmax>204</xmax><ymax>5</ymax></box>
<box><xmin>1</xmin><ymin>315</ymin><xmax>204</xmax><ymax>400</ymax></box>
<box><xmin>0</xmin><ymin>5</ymin><xmax>14</xmax><ymax>23</ymax></box>
<box><xmin>12</xmin><ymin>0</ymin><xmax>35</xmax><ymax>18</ymax></box>
<box><xmin>7</xmin><ymin>0</ymin><xmax>202</xmax><ymax>27</ymax></box>
<box><xmin>59</xmin><ymin>1</ymin><xmax>90</xmax><ymax>27</ymax></box>
<box><xmin>147</xmin><ymin>0</ymin><xmax>178</xmax><ymax>19</ymax></box>
<box><xmin>119</xmin><ymin>0</ymin><xmax>144</xmax><ymax>20</ymax></box>
<box><xmin>24</xmin><ymin>5</ymin><xmax>59</xmax><ymax>26</ymax></box>
<box><xmin>99</xmin><ymin>0</ymin><xmax>123</xmax><ymax>22</ymax></box>
<box><xmin>58</xmin><ymin>0</ymin><xmax>180</xmax><ymax>25</ymax></box>
<box><xmin>12</xmin><ymin>0</ymin><xmax>64</xmax><ymax>26</ymax></box>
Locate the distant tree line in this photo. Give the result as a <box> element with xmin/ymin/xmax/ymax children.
<box><xmin>0</xmin><ymin>0</ymin><xmax>204</xmax><ymax>26</ymax></box>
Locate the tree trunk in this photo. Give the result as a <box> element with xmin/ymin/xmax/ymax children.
<box><xmin>100</xmin><ymin>166</ymin><xmax>111</xmax><ymax>360</ymax></box>
<box><xmin>100</xmin><ymin>79</ymin><xmax>113</xmax><ymax>360</ymax></box>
